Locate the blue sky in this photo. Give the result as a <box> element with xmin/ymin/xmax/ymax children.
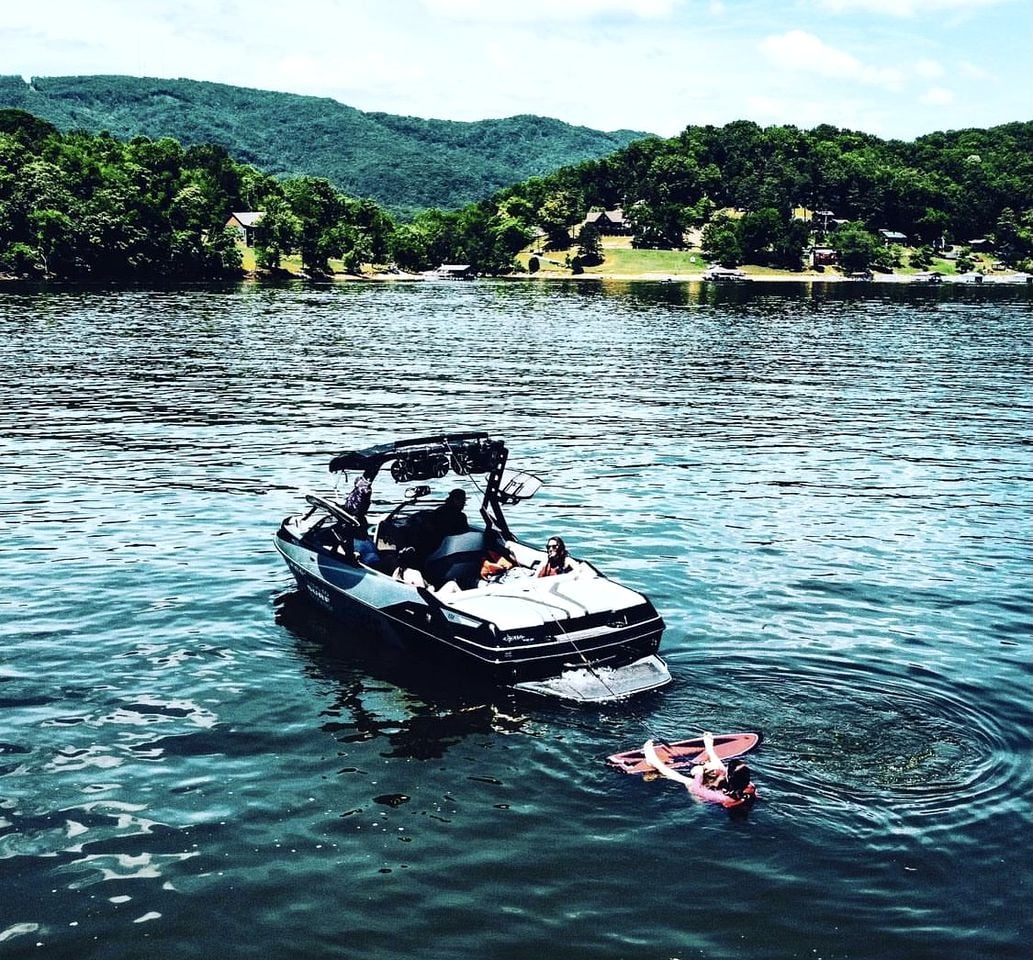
<box><xmin>4</xmin><ymin>0</ymin><xmax>1030</xmax><ymax>139</ymax></box>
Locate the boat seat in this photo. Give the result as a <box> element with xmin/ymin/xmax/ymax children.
<box><xmin>377</xmin><ymin>510</ymin><xmax>445</xmax><ymax>561</ymax></box>
<box><xmin>423</xmin><ymin>530</ymin><xmax>488</xmax><ymax>591</ymax></box>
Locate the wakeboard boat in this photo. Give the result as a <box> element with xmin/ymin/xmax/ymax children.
<box><xmin>274</xmin><ymin>433</ymin><xmax>670</xmax><ymax>703</ymax></box>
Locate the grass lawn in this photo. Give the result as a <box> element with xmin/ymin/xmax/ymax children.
<box><xmin>513</xmin><ymin>236</ymin><xmax>1014</xmax><ymax>280</ymax></box>
<box><xmin>582</xmin><ymin>246</ymin><xmax>706</xmax><ymax>275</ymax></box>
<box><xmin>516</xmin><ymin>236</ymin><xmax>709</xmax><ymax>276</ymax></box>
<box><xmin>238</xmin><ymin>237</ymin><xmax>1014</xmax><ymax>282</ymax></box>
<box><xmin>238</xmin><ymin>242</ymin><xmax>257</xmax><ymax>272</ymax></box>
<box><xmin>237</xmin><ymin>243</ymin><xmax>347</xmax><ymax>276</ymax></box>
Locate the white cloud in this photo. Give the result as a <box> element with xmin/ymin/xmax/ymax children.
<box><xmin>274</xmin><ymin>52</ymin><xmax>425</xmax><ymax>100</ymax></box>
<box><xmin>914</xmin><ymin>59</ymin><xmax>945</xmax><ymax>79</ymax></box>
<box><xmin>813</xmin><ymin>0</ymin><xmax>1004</xmax><ymax>17</ymax></box>
<box><xmin>920</xmin><ymin>86</ymin><xmax>956</xmax><ymax>105</ymax></box>
<box><xmin>421</xmin><ymin>0</ymin><xmax>679</xmax><ymax>21</ymax></box>
<box><xmin>960</xmin><ymin>61</ymin><xmax>995</xmax><ymax>80</ymax></box>
<box><xmin>745</xmin><ymin>93</ymin><xmax>892</xmax><ymax>134</ymax></box>
<box><xmin>759</xmin><ymin>30</ymin><xmax>904</xmax><ymax>90</ymax></box>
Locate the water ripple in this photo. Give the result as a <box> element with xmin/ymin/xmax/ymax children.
<box><xmin>0</xmin><ymin>281</ymin><xmax>1029</xmax><ymax>960</ymax></box>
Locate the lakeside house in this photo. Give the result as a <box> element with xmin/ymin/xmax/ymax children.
<box><xmin>583</xmin><ymin>208</ymin><xmax>629</xmax><ymax>235</ymax></box>
<box><xmin>879</xmin><ymin>229</ymin><xmax>908</xmax><ymax>246</ymax></box>
<box><xmin>226</xmin><ymin>211</ymin><xmax>265</xmax><ymax>246</ymax></box>
<box><xmin>793</xmin><ymin>207</ymin><xmax>836</xmax><ymax>229</ymax></box>
<box><xmin>793</xmin><ymin>207</ymin><xmax>851</xmax><ymax>236</ymax></box>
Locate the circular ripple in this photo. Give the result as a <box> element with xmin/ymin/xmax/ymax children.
<box><xmin>645</xmin><ymin>650</ymin><xmax>1021</xmax><ymax>829</ymax></box>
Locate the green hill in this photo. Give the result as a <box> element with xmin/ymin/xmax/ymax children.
<box><xmin>0</xmin><ymin>74</ymin><xmax>652</xmax><ymax>215</ymax></box>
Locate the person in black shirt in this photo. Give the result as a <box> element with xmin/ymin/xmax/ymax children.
<box><xmin>429</xmin><ymin>488</ymin><xmax>470</xmax><ymax>538</ymax></box>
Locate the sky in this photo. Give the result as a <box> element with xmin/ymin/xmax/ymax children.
<box><xmin>4</xmin><ymin>0</ymin><xmax>1030</xmax><ymax>140</ymax></box>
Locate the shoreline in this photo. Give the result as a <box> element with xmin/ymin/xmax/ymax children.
<box><xmin>4</xmin><ymin>268</ymin><xmax>1029</xmax><ymax>287</ymax></box>
<box><xmin>362</xmin><ymin>269</ymin><xmax>1031</xmax><ymax>286</ymax></box>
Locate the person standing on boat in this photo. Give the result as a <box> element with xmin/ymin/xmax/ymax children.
<box><xmin>344</xmin><ymin>470</ymin><xmax>375</xmax><ymax>528</ymax></box>
<box><xmin>537</xmin><ymin>536</ymin><xmax>574</xmax><ymax>577</ymax></box>
<box><xmin>339</xmin><ymin>469</ymin><xmax>376</xmax><ymax>563</ymax></box>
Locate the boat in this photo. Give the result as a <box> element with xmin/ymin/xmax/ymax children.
<box><xmin>420</xmin><ymin>263</ymin><xmax>477</xmax><ymax>281</ymax></box>
<box><xmin>274</xmin><ymin>433</ymin><xmax>670</xmax><ymax>703</ymax></box>
<box><xmin>702</xmin><ymin>266</ymin><xmax>749</xmax><ymax>282</ymax></box>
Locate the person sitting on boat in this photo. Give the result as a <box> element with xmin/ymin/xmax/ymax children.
<box><xmin>537</xmin><ymin>536</ymin><xmax>574</xmax><ymax>577</ymax></box>
<box><xmin>393</xmin><ymin>546</ymin><xmax>462</xmax><ymax>595</ymax></box>
<box><xmin>428</xmin><ymin>489</ymin><xmax>470</xmax><ymax>538</ymax></box>
<box><xmin>393</xmin><ymin>546</ymin><xmax>429</xmax><ymax>588</ymax></box>
<box><xmin>480</xmin><ymin>543</ymin><xmax>521</xmax><ymax>581</ymax></box>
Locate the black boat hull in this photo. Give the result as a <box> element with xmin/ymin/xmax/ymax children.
<box><xmin>277</xmin><ymin>536</ymin><xmax>665</xmax><ymax>688</ymax></box>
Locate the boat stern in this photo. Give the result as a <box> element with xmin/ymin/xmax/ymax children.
<box><xmin>512</xmin><ymin>654</ymin><xmax>671</xmax><ymax>703</ymax></box>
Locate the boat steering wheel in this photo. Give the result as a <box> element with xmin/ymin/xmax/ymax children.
<box><xmin>305</xmin><ymin>495</ymin><xmax>362</xmax><ymax>529</ymax></box>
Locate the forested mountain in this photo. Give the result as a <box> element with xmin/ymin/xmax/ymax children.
<box><xmin>0</xmin><ymin>75</ymin><xmax>651</xmax><ymax>215</ymax></box>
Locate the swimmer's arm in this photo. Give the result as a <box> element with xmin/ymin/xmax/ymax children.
<box><xmin>701</xmin><ymin>731</ymin><xmax>727</xmax><ymax>773</ymax></box>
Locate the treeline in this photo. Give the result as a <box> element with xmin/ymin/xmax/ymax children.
<box><xmin>0</xmin><ymin>106</ymin><xmax>535</xmax><ymax>280</ymax></box>
<box><xmin>0</xmin><ymin>109</ymin><xmax>396</xmax><ymax>279</ymax></box>
<box><xmin>498</xmin><ymin>118</ymin><xmax>1033</xmax><ymax>270</ymax></box>
<box><xmin>417</xmin><ymin>117</ymin><xmax>1033</xmax><ymax>273</ymax></box>
<box><xmin>1</xmin><ymin>107</ymin><xmax>1031</xmax><ymax>281</ymax></box>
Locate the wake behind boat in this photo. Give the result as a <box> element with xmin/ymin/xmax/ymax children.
<box><xmin>274</xmin><ymin>433</ymin><xmax>670</xmax><ymax>703</ymax></box>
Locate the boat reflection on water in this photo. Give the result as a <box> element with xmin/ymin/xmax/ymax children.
<box><xmin>274</xmin><ymin>589</ymin><xmax>535</xmax><ymax>761</ymax></box>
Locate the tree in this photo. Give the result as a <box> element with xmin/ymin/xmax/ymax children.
<box><xmin>914</xmin><ymin>207</ymin><xmax>951</xmax><ymax>247</ymax></box>
<box><xmin>831</xmin><ymin>221</ymin><xmax>883</xmax><ymax>271</ymax></box>
<box><xmin>346</xmin><ymin>198</ymin><xmax>395</xmax><ymax>264</ymax></box>
<box><xmin>28</xmin><ymin>207</ymin><xmax>75</xmax><ymax>276</ymax></box>
<box><xmin>993</xmin><ymin>206</ymin><xmax>1033</xmax><ymax>263</ymax></box>
<box><xmin>484</xmin><ymin>212</ymin><xmax>534</xmax><ymax>273</ymax></box>
<box><xmin>537</xmin><ymin>190</ymin><xmax>581</xmax><ymax>249</ymax></box>
<box><xmin>283</xmin><ymin>176</ymin><xmax>343</xmax><ymax>274</ymax></box>
<box><xmin>908</xmin><ymin>245</ymin><xmax>935</xmax><ymax>270</ymax></box>
<box><xmin>701</xmin><ymin>216</ymin><xmax>743</xmax><ymax>266</ymax></box>
<box><xmin>389</xmin><ymin>208</ymin><xmax>458</xmax><ymax>272</ymax></box>
<box><xmin>628</xmin><ymin>199</ymin><xmax>685</xmax><ymax>249</ymax></box>
<box><xmin>768</xmin><ymin>217</ymin><xmax>810</xmax><ymax>269</ymax></box>
<box><xmin>0</xmin><ymin>109</ymin><xmax>59</xmax><ymax>150</ymax></box>
<box><xmin>319</xmin><ymin>222</ymin><xmax>372</xmax><ymax>274</ymax></box>
<box><xmin>253</xmin><ymin>195</ymin><xmax>300</xmax><ymax>270</ymax></box>
<box><xmin>0</xmin><ymin>241</ymin><xmax>43</xmax><ymax>275</ymax></box>
<box><xmin>388</xmin><ymin>222</ymin><xmax>430</xmax><ymax>272</ymax></box>
<box><xmin>738</xmin><ymin>207</ymin><xmax>782</xmax><ymax>262</ymax></box>
<box><xmin>685</xmin><ymin>196</ymin><xmax>716</xmax><ymax>227</ymax></box>
<box><xmin>575</xmin><ymin>222</ymin><xmax>603</xmax><ymax>265</ymax></box>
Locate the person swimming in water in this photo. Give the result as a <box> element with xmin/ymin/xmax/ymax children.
<box><xmin>644</xmin><ymin>732</ymin><xmax>755</xmax><ymax>808</ymax></box>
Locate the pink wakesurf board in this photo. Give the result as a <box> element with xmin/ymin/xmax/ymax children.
<box><xmin>608</xmin><ymin>732</ymin><xmax>761</xmax><ymax>775</ymax></box>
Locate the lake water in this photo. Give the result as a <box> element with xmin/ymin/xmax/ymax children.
<box><xmin>1</xmin><ymin>279</ymin><xmax>1030</xmax><ymax>960</ymax></box>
